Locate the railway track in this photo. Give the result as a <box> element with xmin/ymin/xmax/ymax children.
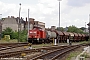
<box><xmin>0</xmin><ymin>43</ymin><xmax>28</xmax><ymax>51</ymax></box>
<box><xmin>0</xmin><ymin>45</ymin><xmax>67</xmax><ymax>58</ymax></box>
<box><xmin>0</xmin><ymin>49</ymin><xmax>39</xmax><ymax>58</ymax></box>
<box><xmin>0</xmin><ymin>43</ymin><xmax>28</xmax><ymax>49</ymax></box>
<box><xmin>30</xmin><ymin>44</ymin><xmax>86</xmax><ymax>60</ymax></box>
<box><xmin>0</xmin><ymin>42</ymin><xmax>27</xmax><ymax>45</ymax></box>
<box><xmin>0</xmin><ymin>43</ymin><xmax>89</xmax><ymax>59</ymax></box>
<box><xmin>0</xmin><ymin>44</ymin><xmax>28</xmax><ymax>51</ymax></box>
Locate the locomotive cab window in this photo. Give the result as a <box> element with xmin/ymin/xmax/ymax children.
<box><xmin>33</xmin><ymin>31</ymin><xmax>37</xmax><ymax>35</ymax></box>
<box><xmin>30</xmin><ymin>31</ymin><xmax>37</xmax><ymax>35</ymax></box>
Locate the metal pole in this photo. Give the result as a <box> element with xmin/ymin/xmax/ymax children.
<box><xmin>0</xmin><ymin>14</ymin><xmax>2</xmax><ymax>19</ymax></box>
<box><xmin>59</xmin><ymin>1</ymin><xmax>60</xmax><ymax>29</ymax></box>
<box><xmin>89</xmin><ymin>14</ymin><xmax>90</xmax><ymax>22</ymax></box>
<box><xmin>0</xmin><ymin>14</ymin><xmax>2</xmax><ymax>40</ymax></box>
<box><xmin>89</xmin><ymin>14</ymin><xmax>90</xmax><ymax>40</ymax></box>
<box><xmin>18</xmin><ymin>3</ymin><xmax>21</xmax><ymax>43</ymax></box>
<box><xmin>19</xmin><ymin>3</ymin><xmax>21</xmax><ymax>31</ymax></box>
<box><xmin>58</xmin><ymin>0</ymin><xmax>61</xmax><ymax>45</ymax></box>
<box><xmin>85</xmin><ymin>22</ymin><xmax>86</xmax><ymax>33</ymax></box>
<box><xmin>27</xmin><ymin>9</ymin><xmax>30</xmax><ymax>42</ymax></box>
<box><xmin>18</xmin><ymin>18</ymin><xmax>19</xmax><ymax>42</ymax></box>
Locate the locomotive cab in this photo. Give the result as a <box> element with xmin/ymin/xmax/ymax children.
<box><xmin>28</xmin><ymin>28</ymin><xmax>40</xmax><ymax>43</ymax></box>
<box><xmin>28</xmin><ymin>28</ymin><xmax>46</xmax><ymax>43</ymax></box>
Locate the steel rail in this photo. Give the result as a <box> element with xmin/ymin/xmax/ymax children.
<box><xmin>31</xmin><ymin>46</ymin><xmax>72</xmax><ymax>60</ymax></box>
<box><xmin>51</xmin><ymin>45</ymin><xmax>80</xmax><ymax>60</ymax></box>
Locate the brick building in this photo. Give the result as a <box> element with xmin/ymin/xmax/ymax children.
<box><xmin>0</xmin><ymin>16</ymin><xmax>45</xmax><ymax>33</ymax></box>
<box><xmin>24</xmin><ymin>18</ymin><xmax>45</xmax><ymax>30</ymax></box>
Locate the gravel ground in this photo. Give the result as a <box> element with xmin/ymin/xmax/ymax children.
<box><xmin>0</xmin><ymin>46</ymin><xmax>25</xmax><ymax>53</ymax></box>
<box><xmin>23</xmin><ymin>43</ymin><xmax>88</xmax><ymax>60</ymax></box>
<box><xmin>0</xmin><ymin>42</ymin><xmax>88</xmax><ymax>60</ymax></box>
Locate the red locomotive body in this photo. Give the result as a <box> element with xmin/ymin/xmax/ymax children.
<box><xmin>28</xmin><ymin>28</ymin><xmax>46</xmax><ymax>43</ymax></box>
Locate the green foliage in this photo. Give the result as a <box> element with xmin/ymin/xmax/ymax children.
<box><xmin>12</xmin><ymin>31</ymin><xmax>18</xmax><ymax>39</ymax></box>
<box><xmin>2</xmin><ymin>27</ymin><xmax>14</xmax><ymax>39</ymax></box>
<box><xmin>0</xmin><ymin>39</ymin><xmax>18</xmax><ymax>43</ymax></box>
<box><xmin>80</xmin><ymin>27</ymin><xmax>86</xmax><ymax>31</ymax></box>
<box><xmin>1</xmin><ymin>27</ymin><xmax>28</xmax><ymax>42</ymax></box>
<box><xmin>66</xmin><ymin>51</ymin><xmax>81</xmax><ymax>60</ymax></box>
<box><xmin>67</xmin><ymin>25</ymin><xmax>84</xmax><ymax>33</ymax></box>
<box><xmin>57</xmin><ymin>27</ymin><xmax>64</xmax><ymax>31</ymax></box>
<box><xmin>19</xmin><ymin>30</ymin><xmax>27</xmax><ymax>42</ymax></box>
<box><xmin>81</xmin><ymin>53</ymin><xmax>90</xmax><ymax>58</ymax></box>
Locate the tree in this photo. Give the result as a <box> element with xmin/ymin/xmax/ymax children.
<box><xmin>67</xmin><ymin>25</ymin><xmax>84</xmax><ymax>33</ymax></box>
<box><xmin>80</xmin><ymin>27</ymin><xmax>86</xmax><ymax>31</ymax></box>
<box><xmin>12</xmin><ymin>31</ymin><xmax>18</xmax><ymax>39</ymax></box>
<box><xmin>1</xmin><ymin>27</ymin><xmax>28</xmax><ymax>42</ymax></box>
<box><xmin>19</xmin><ymin>30</ymin><xmax>27</xmax><ymax>42</ymax></box>
<box><xmin>56</xmin><ymin>27</ymin><xmax>64</xmax><ymax>31</ymax></box>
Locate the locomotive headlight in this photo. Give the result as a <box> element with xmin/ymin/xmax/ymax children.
<box><xmin>33</xmin><ymin>32</ymin><xmax>36</xmax><ymax>33</ymax></box>
<box><xmin>35</xmin><ymin>36</ymin><xmax>37</xmax><ymax>38</ymax></box>
<box><xmin>30</xmin><ymin>32</ymin><xmax>32</xmax><ymax>33</ymax></box>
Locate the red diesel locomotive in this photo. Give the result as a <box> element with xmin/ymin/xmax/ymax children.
<box><xmin>28</xmin><ymin>27</ymin><xmax>46</xmax><ymax>43</ymax></box>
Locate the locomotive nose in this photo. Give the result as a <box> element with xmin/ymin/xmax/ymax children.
<box><xmin>29</xmin><ymin>35</ymin><xmax>33</xmax><ymax>38</ymax></box>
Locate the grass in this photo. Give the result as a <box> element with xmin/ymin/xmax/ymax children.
<box><xmin>79</xmin><ymin>41</ymin><xmax>90</xmax><ymax>44</ymax></box>
<box><xmin>66</xmin><ymin>51</ymin><xmax>82</xmax><ymax>60</ymax></box>
<box><xmin>66</xmin><ymin>40</ymin><xmax>90</xmax><ymax>60</ymax></box>
<box><xmin>80</xmin><ymin>53</ymin><xmax>90</xmax><ymax>58</ymax></box>
<box><xmin>72</xmin><ymin>40</ymin><xmax>90</xmax><ymax>45</ymax></box>
<box><xmin>0</xmin><ymin>39</ymin><xmax>18</xmax><ymax>43</ymax></box>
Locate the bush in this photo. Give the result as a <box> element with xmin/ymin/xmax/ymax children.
<box><xmin>12</xmin><ymin>31</ymin><xmax>18</xmax><ymax>39</ymax></box>
<box><xmin>1</xmin><ymin>27</ymin><xmax>28</xmax><ymax>42</ymax></box>
<box><xmin>2</xmin><ymin>27</ymin><xmax>14</xmax><ymax>39</ymax></box>
<box><xmin>19</xmin><ymin>30</ymin><xmax>27</xmax><ymax>42</ymax></box>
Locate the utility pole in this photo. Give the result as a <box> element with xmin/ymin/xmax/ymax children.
<box><xmin>27</xmin><ymin>9</ymin><xmax>30</xmax><ymax>42</ymax></box>
<box><xmin>85</xmin><ymin>22</ymin><xmax>86</xmax><ymax>33</ymax></box>
<box><xmin>19</xmin><ymin>3</ymin><xmax>21</xmax><ymax>31</ymax></box>
<box><xmin>88</xmin><ymin>14</ymin><xmax>90</xmax><ymax>53</ymax></box>
<box><xmin>18</xmin><ymin>3</ymin><xmax>21</xmax><ymax>43</ymax></box>
<box><xmin>87</xmin><ymin>14</ymin><xmax>90</xmax><ymax>40</ymax></box>
<box><xmin>58</xmin><ymin>0</ymin><xmax>61</xmax><ymax>45</ymax></box>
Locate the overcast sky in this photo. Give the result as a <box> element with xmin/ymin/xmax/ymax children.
<box><xmin>0</xmin><ymin>0</ymin><xmax>90</xmax><ymax>28</ymax></box>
